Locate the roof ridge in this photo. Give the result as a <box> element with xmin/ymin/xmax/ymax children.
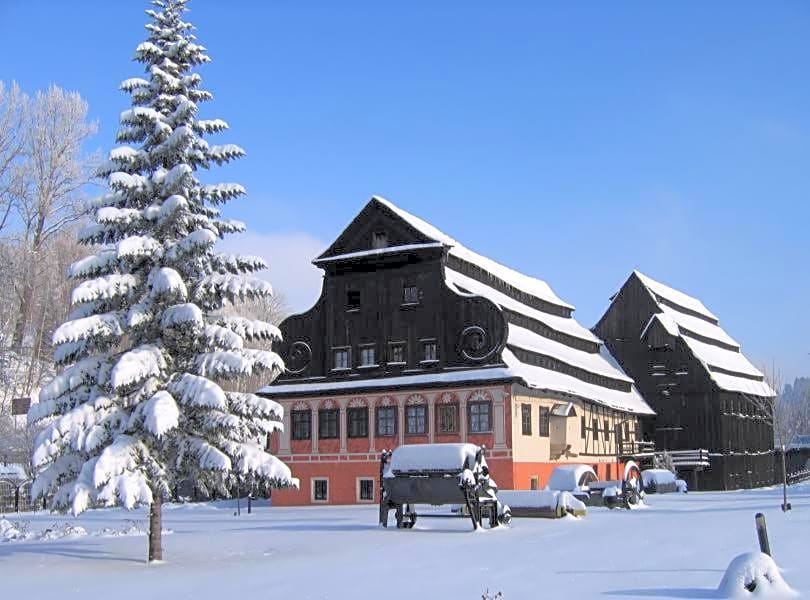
<box><xmin>374</xmin><ymin>195</ymin><xmax>575</xmax><ymax>311</ymax></box>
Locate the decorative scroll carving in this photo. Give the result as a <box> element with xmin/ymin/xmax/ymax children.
<box><xmin>286</xmin><ymin>341</ymin><xmax>312</xmax><ymax>374</ymax></box>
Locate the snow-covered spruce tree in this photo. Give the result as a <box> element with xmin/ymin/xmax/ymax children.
<box><xmin>28</xmin><ymin>0</ymin><xmax>295</xmax><ymax>562</ymax></box>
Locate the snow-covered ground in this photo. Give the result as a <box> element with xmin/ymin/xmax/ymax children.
<box><xmin>1</xmin><ymin>483</ymin><xmax>807</xmax><ymax>599</ymax></box>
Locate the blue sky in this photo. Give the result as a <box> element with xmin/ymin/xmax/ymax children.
<box><xmin>1</xmin><ymin>1</ymin><xmax>808</xmax><ymax>382</ymax></box>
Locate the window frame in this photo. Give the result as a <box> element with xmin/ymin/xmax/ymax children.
<box><xmin>312</xmin><ymin>477</ymin><xmax>329</xmax><ymax>503</ymax></box>
<box><xmin>405</xmin><ymin>404</ymin><xmax>427</xmax><ymax>435</ymax></box>
<box><xmin>437</xmin><ymin>403</ymin><xmax>458</xmax><ymax>433</ymax></box>
<box><xmin>346</xmin><ymin>289</ymin><xmax>361</xmax><ymax>311</ymax></box>
<box><xmin>371</xmin><ymin>230</ymin><xmax>388</xmax><ymax>249</ymax></box>
<box><xmin>318</xmin><ymin>408</ymin><xmax>339</xmax><ymax>439</ymax></box>
<box><xmin>521</xmin><ymin>403</ymin><xmax>532</xmax><ymax>436</ymax></box>
<box><xmin>358</xmin><ymin>344</ymin><xmax>376</xmax><ymax>368</ymax></box>
<box><xmin>290</xmin><ymin>409</ymin><xmax>311</xmax><ymax>441</ymax></box>
<box><xmin>332</xmin><ymin>346</ymin><xmax>351</xmax><ymax>371</ymax></box>
<box><xmin>347</xmin><ymin>407</ymin><xmax>368</xmax><ymax>438</ymax></box>
<box><xmin>376</xmin><ymin>405</ymin><xmax>397</xmax><ymax>437</ymax></box>
<box><xmin>468</xmin><ymin>401</ymin><xmax>492</xmax><ymax>433</ymax></box>
<box><xmin>402</xmin><ymin>285</ymin><xmax>419</xmax><ymax>305</ymax></box>
<box><xmin>538</xmin><ymin>406</ymin><xmax>550</xmax><ymax>437</ymax></box>
<box><xmin>388</xmin><ymin>341</ymin><xmax>406</xmax><ymax>365</ymax></box>
<box><xmin>357</xmin><ymin>477</ymin><xmax>375</xmax><ymax>502</ymax></box>
<box><xmin>421</xmin><ymin>339</ymin><xmax>439</xmax><ymax>364</ymax></box>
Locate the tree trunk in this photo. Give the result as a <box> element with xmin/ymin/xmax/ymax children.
<box><xmin>148</xmin><ymin>491</ymin><xmax>162</xmax><ymax>562</ymax></box>
<box><xmin>11</xmin><ymin>275</ymin><xmax>35</xmax><ymax>350</ymax></box>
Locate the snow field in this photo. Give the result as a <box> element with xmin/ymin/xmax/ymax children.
<box><xmin>1</xmin><ymin>483</ymin><xmax>807</xmax><ymax>599</ymax></box>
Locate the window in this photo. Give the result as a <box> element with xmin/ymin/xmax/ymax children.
<box><xmin>312</xmin><ymin>478</ymin><xmax>328</xmax><ymax>502</ymax></box>
<box><xmin>406</xmin><ymin>405</ymin><xmax>427</xmax><ymax>434</ymax></box>
<box><xmin>538</xmin><ymin>407</ymin><xmax>549</xmax><ymax>437</ymax></box>
<box><xmin>422</xmin><ymin>341</ymin><xmax>438</xmax><ymax>362</ymax></box>
<box><xmin>347</xmin><ymin>408</ymin><xmax>368</xmax><ymax>438</ymax></box>
<box><xmin>530</xmin><ymin>476</ymin><xmax>539</xmax><ymax>491</ymax></box>
<box><xmin>333</xmin><ymin>348</ymin><xmax>350</xmax><ymax>370</ymax></box>
<box><xmin>521</xmin><ymin>404</ymin><xmax>532</xmax><ymax>436</ymax></box>
<box><xmin>437</xmin><ymin>404</ymin><xmax>458</xmax><ymax>433</ymax></box>
<box><xmin>346</xmin><ymin>290</ymin><xmax>361</xmax><ymax>310</ymax></box>
<box><xmin>388</xmin><ymin>342</ymin><xmax>406</xmax><ymax>364</ymax></box>
<box><xmin>319</xmin><ymin>409</ymin><xmax>339</xmax><ymax>439</ymax></box>
<box><xmin>469</xmin><ymin>401</ymin><xmax>491</xmax><ymax>433</ymax></box>
<box><xmin>403</xmin><ymin>285</ymin><xmax>419</xmax><ymax>304</ymax></box>
<box><xmin>291</xmin><ymin>410</ymin><xmax>311</xmax><ymax>440</ymax></box>
<box><xmin>376</xmin><ymin>406</ymin><xmax>397</xmax><ymax>436</ymax></box>
<box><xmin>359</xmin><ymin>345</ymin><xmax>376</xmax><ymax>367</ymax></box>
<box><xmin>358</xmin><ymin>478</ymin><xmax>374</xmax><ymax>502</ymax></box>
<box><xmin>372</xmin><ymin>230</ymin><xmax>388</xmax><ymax>249</ymax></box>
<box><xmin>592</xmin><ymin>418</ymin><xmax>599</xmax><ymax>441</ymax></box>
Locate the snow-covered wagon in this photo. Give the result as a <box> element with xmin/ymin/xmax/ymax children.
<box><xmin>379</xmin><ymin>443</ymin><xmax>510</xmax><ymax>530</ymax></box>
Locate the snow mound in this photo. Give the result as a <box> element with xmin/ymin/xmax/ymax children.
<box><xmin>1</xmin><ymin>519</ymin><xmax>88</xmax><ymax>543</ymax></box>
<box><xmin>1</xmin><ymin>518</ymin><xmax>24</xmax><ymax>541</ymax></box>
<box><xmin>717</xmin><ymin>552</ymin><xmax>797</xmax><ymax>598</ymax></box>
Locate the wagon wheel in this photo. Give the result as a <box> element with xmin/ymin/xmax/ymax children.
<box><xmin>405</xmin><ymin>504</ymin><xmax>417</xmax><ymax>529</ymax></box>
<box><xmin>624</xmin><ymin>464</ymin><xmax>643</xmax><ymax>505</ymax></box>
<box><xmin>488</xmin><ymin>504</ymin><xmax>499</xmax><ymax>529</ymax></box>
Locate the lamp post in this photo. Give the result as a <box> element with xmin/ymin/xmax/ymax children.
<box><xmin>781</xmin><ymin>443</ymin><xmax>791</xmax><ymax>512</ymax></box>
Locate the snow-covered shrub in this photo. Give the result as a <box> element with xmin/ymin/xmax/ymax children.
<box><xmin>717</xmin><ymin>552</ymin><xmax>796</xmax><ymax>598</ymax></box>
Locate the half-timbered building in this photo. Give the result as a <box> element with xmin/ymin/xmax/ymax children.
<box><xmin>593</xmin><ymin>271</ymin><xmax>775</xmax><ymax>490</ymax></box>
<box><xmin>260</xmin><ymin>197</ymin><xmax>653</xmax><ymax>505</ymax></box>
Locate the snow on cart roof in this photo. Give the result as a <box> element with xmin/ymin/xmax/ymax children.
<box><xmin>546</xmin><ymin>464</ymin><xmax>596</xmax><ymax>492</ymax></box>
<box><xmin>633</xmin><ymin>271</ymin><xmax>774</xmax><ymax>397</ymax></box>
<box><xmin>385</xmin><ymin>443</ymin><xmax>482</xmax><ymax>475</ymax></box>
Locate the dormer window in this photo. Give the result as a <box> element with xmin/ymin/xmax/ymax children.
<box><xmin>372</xmin><ymin>230</ymin><xmax>388</xmax><ymax>249</ymax></box>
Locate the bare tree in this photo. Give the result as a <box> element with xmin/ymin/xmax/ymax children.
<box><xmin>0</xmin><ymin>81</ymin><xmax>25</xmax><ymax>233</ymax></box>
<box><xmin>743</xmin><ymin>366</ymin><xmax>796</xmax><ymax>450</ymax></box>
<box><xmin>7</xmin><ymin>85</ymin><xmax>97</xmax><ymax>349</ymax></box>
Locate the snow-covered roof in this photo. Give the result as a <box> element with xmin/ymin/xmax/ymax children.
<box><xmin>312</xmin><ymin>242</ymin><xmax>445</xmax><ymax>264</ymax></box>
<box><xmin>503</xmin><ymin>348</ymin><xmax>654</xmax><ymax>415</ymax></box>
<box><xmin>634</xmin><ymin>271</ymin><xmax>774</xmax><ymax>397</ymax></box>
<box><xmin>260</xmin><ymin>367</ymin><xmax>515</xmax><ymax>396</ymax></box>
<box><xmin>507</xmin><ymin>323</ymin><xmax>633</xmax><ymax>384</ymax></box>
<box><xmin>375</xmin><ymin>196</ymin><xmax>574</xmax><ymax>311</ymax></box>
<box><xmin>445</xmin><ymin>268</ymin><xmax>599</xmax><ymax>345</ymax></box>
<box><xmin>267</xmin><ymin>196</ymin><xmax>653</xmax><ymax>415</ymax></box>
<box><xmin>442</xmin><ymin>266</ymin><xmax>650</xmax><ymax>413</ymax></box>
<box><xmin>634</xmin><ymin>270</ymin><xmax>717</xmax><ymax>321</ymax></box>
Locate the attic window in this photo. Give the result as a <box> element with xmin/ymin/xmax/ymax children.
<box><xmin>372</xmin><ymin>230</ymin><xmax>388</xmax><ymax>249</ymax></box>
<box><xmin>347</xmin><ymin>290</ymin><xmax>361</xmax><ymax>311</ymax></box>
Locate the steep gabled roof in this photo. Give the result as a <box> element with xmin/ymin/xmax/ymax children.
<box><xmin>374</xmin><ymin>196</ymin><xmax>575</xmax><ymax>311</ymax></box>
<box><xmin>633</xmin><ymin>271</ymin><xmax>774</xmax><ymax>398</ymax></box>
<box><xmin>266</xmin><ymin>196</ymin><xmax>654</xmax><ymax>414</ymax></box>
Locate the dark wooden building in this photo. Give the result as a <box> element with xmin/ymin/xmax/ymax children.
<box><xmin>594</xmin><ymin>271</ymin><xmax>775</xmax><ymax>490</ymax></box>
<box><xmin>260</xmin><ymin>196</ymin><xmax>654</xmax><ymax>505</ymax></box>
